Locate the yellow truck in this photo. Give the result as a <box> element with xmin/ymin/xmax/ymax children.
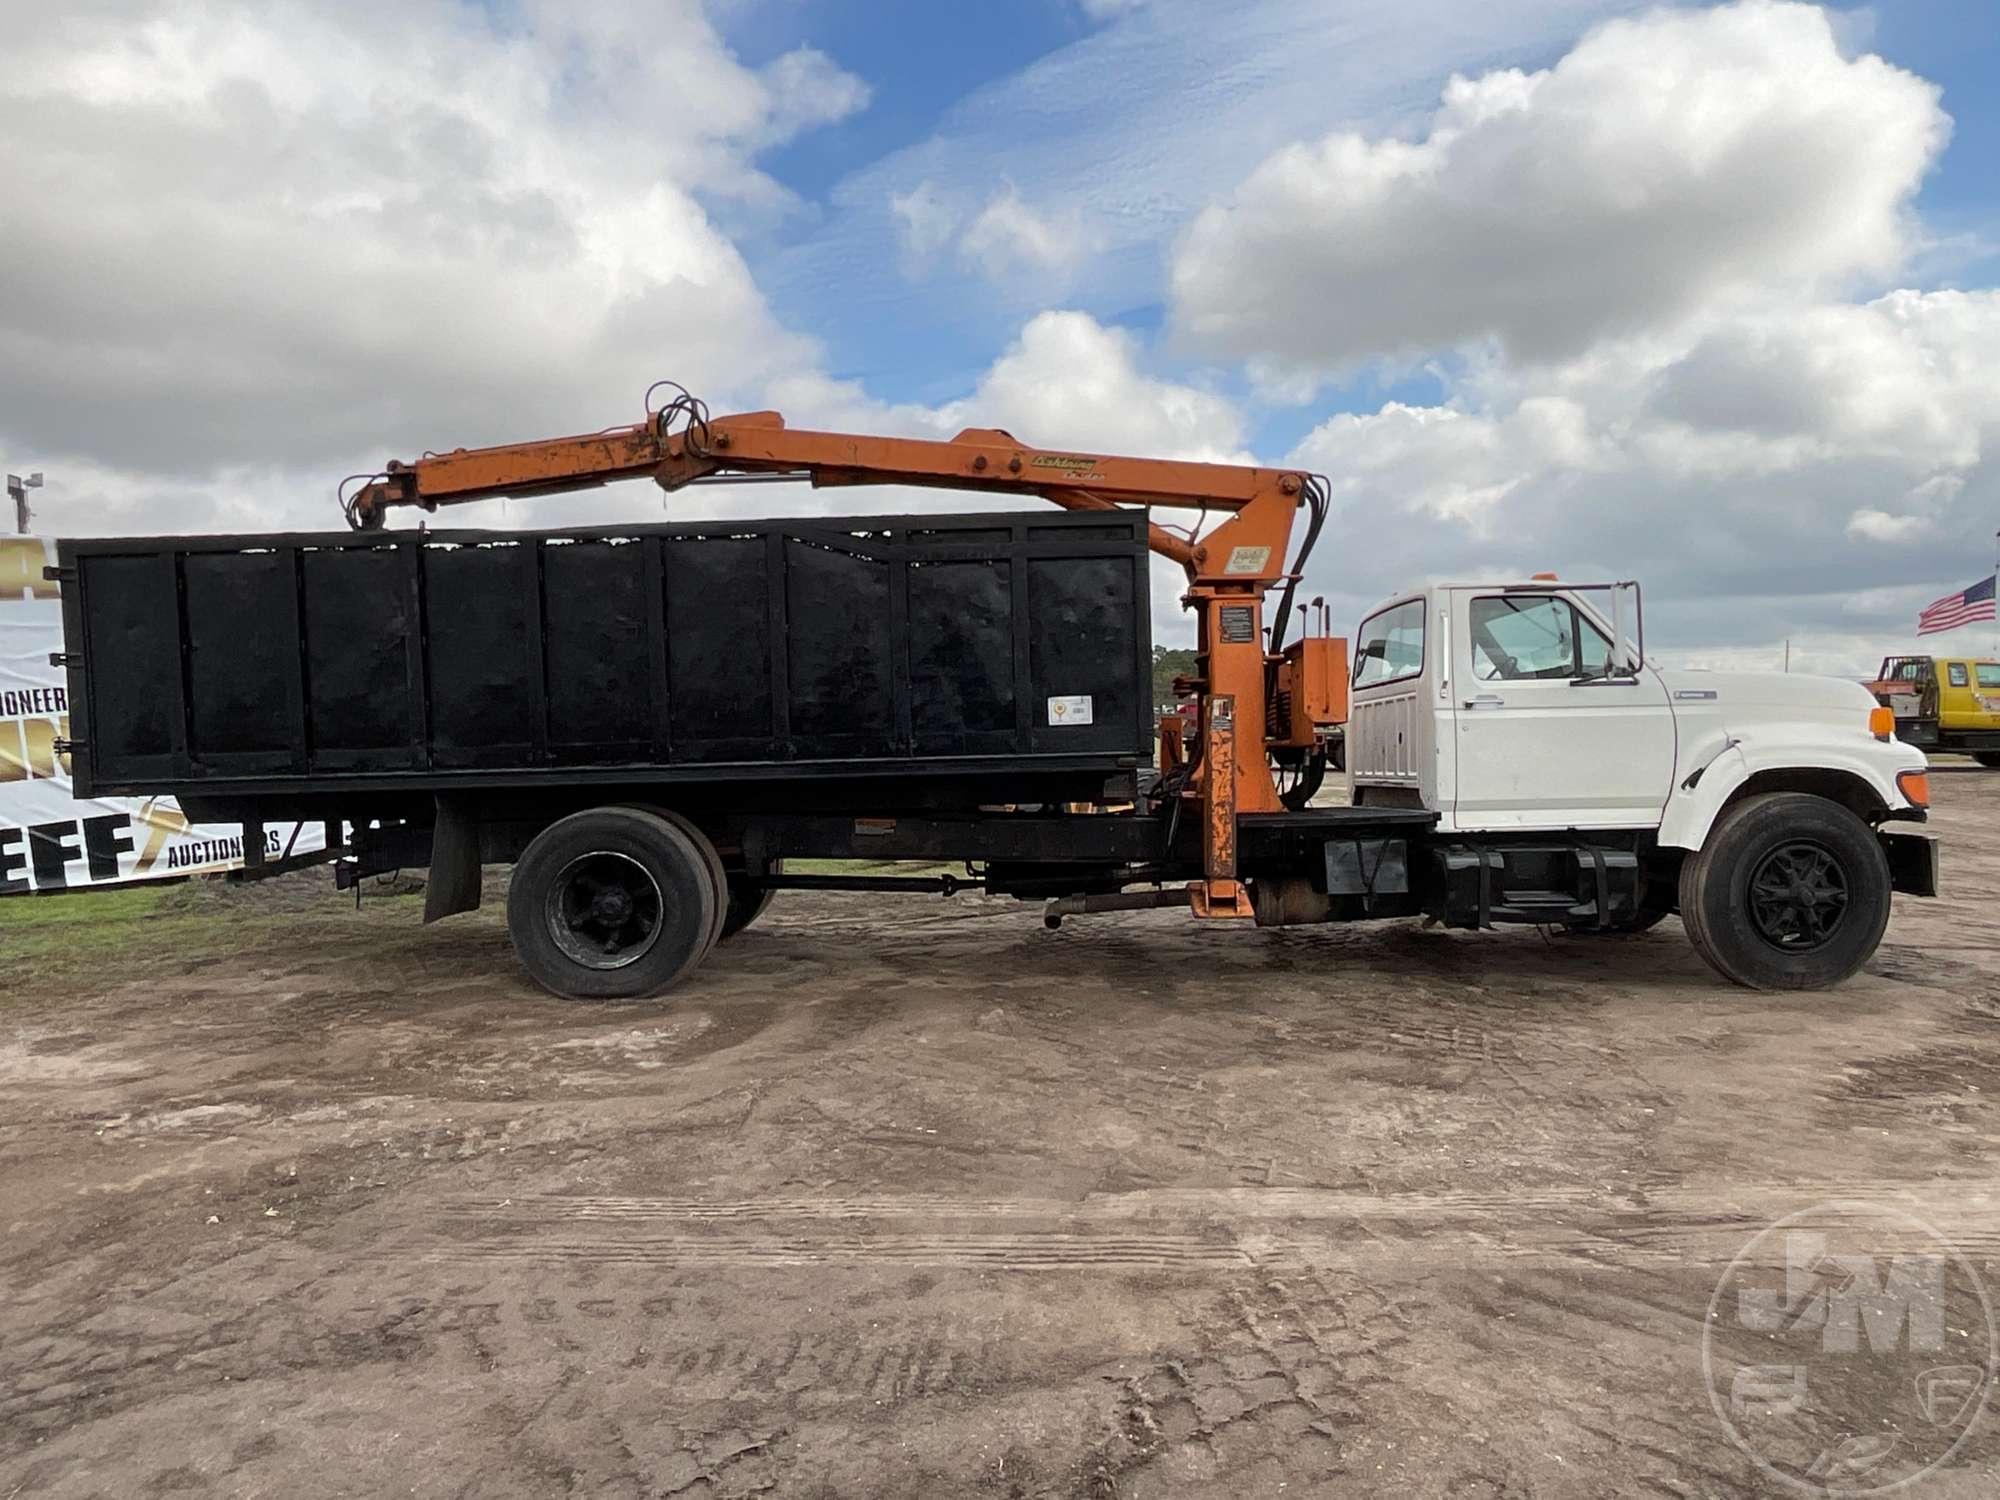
<box><xmin>1867</xmin><ymin>655</ymin><xmax>2000</xmax><ymax>764</ymax></box>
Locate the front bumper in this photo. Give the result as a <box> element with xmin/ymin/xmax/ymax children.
<box><xmin>1881</xmin><ymin>830</ymin><xmax>1940</xmax><ymax>898</ymax></box>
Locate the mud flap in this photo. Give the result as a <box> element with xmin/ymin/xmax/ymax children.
<box><xmin>1880</xmin><ymin>829</ymin><xmax>1939</xmax><ymax>898</ymax></box>
<box><xmin>423</xmin><ymin>794</ymin><xmax>482</xmax><ymax>923</ymax></box>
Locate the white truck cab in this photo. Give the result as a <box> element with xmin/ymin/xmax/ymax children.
<box><xmin>1344</xmin><ymin>579</ymin><xmax>1935</xmax><ymax>988</ymax></box>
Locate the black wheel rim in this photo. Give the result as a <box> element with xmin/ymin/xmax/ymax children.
<box><xmin>545</xmin><ymin>852</ymin><xmax>664</xmax><ymax>970</ymax></box>
<box><xmin>1747</xmin><ymin>839</ymin><xmax>1850</xmax><ymax>954</ymax></box>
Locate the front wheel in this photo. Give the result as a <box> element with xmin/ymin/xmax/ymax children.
<box><xmin>506</xmin><ymin>807</ymin><xmax>721</xmax><ymax>1000</ymax></box>
<box><xmin>1678</xmin><ymin>792</ymin><xmax>1890</xmax><ymax>990</ymax></box>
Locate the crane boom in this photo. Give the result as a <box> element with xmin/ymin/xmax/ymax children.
<box><xmin>345</xmin><ymin>397</ymin><xmax>1338</xmax><ymax>919</ymax></box>
<box><xmin>347</xmin><ymin>408</ymin><xmax>1314</xmax><ymax>578</ymax></box>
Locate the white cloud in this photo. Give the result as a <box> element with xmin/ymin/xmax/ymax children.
<box><xmin>958</xmin><ymin>188</ymin><xmax>1103</xmax><ymax>281</ymax></box>
<box><xmin>778</xmin><ymin>0</ymin><xmax>1630</xmax><ymax>365</ymax></box>
<box><xmin>889</xmin><ymin>181</ymin><xmax>960</xmax><ymax>260</ymax></box>
<box><xmin>1647</xmin><ymin>294</ymin><xmax>2000</xmax><ymax>469</ymax></box>
<box><xmin>1846</xmin><ymin>509</ymin><xmax>1927</xmax><ymax>544</ymax></box>
<box><xmin>1845</xmin><ymin>473</ymin><xmax>1965</xmax><ymax>545</ymax></box>
<box><xmin>1171</xmin><ymin>0</ymin><xmax>1948</xmax><ymax>373</ymax></box>
<box><xmin>934</xmin><ymin>311</ymin><xmax>1244</xmax><ymax>460</ymax></box>
<box><xmin>1285</xmin><ymin>288</ymin><xmax>2000</xmax><ymax>675</ymax></box>
<box><xmin>767</xmin><ymin>310</ymin><xmax>1244</xmax><ymax>464</ymax></box>
<box><xmin>1078</xmin><ymin>0</ymin><xmax>1155</xmax><ymax>19</ymax></box>
<box><xmin>960</xmin><ymin>187</ymin><xmax>1104</xmax><ymax>280</ymax></box>
<box><xmin>0</xmin><ymin>1</ymin><xmax>867</xmax><ymax>500</ymax></box>
<box><xmin>755</xmin><ymin>46</ymin><xmax>874</xmax><ymax>148</ymax></box>
<box><xmin>888</xmin><ymin>182</ymin><xmax>1103</xmax><ymax>283</ymax></box>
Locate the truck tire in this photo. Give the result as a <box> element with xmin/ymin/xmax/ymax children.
<box><xmin>720</xmin><ymin>860</ymin><xmax>781</xmax><ymax>941</ymax></box>
<box><xmin>1677</xmin><ymin>792</ymin><xmax>1891</xmax><ymax>990</ymax></box>
<box><xmin>506</xmin><ymin>806</ymin><xmax>720</xmax><ymax>1000</ymax></box>
<box><xmin>630</xmin><ymin>804</ymin><xmax>729</xmax><ymax>958</ymax></box>
<box><xmin>1975</xmin><ymin>752</ymin><xmax>2000</xmax><ymax>768</ymax></box>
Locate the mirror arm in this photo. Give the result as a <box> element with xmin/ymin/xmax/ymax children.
<box><xmin>1634</xmin><ymin>580</ymin><xmax>1645</xmax><ymax>673</ymax></box>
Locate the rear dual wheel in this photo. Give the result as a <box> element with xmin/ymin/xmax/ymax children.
<box><xmin>629</xmin><ymin>808</ymin><xmax>783</xmax><ymax>941</ymax></box>
<box><xmin>1678</xmin><ymin>792</ymin><xmax>1891</xmax><ymax>990</ymax></box>
<box><xmin>507</xmin><ymin>806</ymin><xmax>723</xmax><ymax>1000</ymax></box>
<box><xmin>722</xmin><ymin>860</ymin><xmax>781</xmax><ymax>941</ymax></box>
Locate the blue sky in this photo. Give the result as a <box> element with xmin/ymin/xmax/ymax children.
<box><xmin>706</xmin><ymin>0</ymin><xmax>1999</xmax><ymax>462</ymax></box>
<box><xmin>722</xmin><ymin>0</ymin><xmax>1629</xmax><ymax>422</ymax></box>
<box><xmin>1862</xmin><ymin>0</ymin><xmax>2000</xmax><ymax>267</ymax></box>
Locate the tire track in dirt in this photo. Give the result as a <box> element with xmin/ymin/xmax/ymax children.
<box><xmin>1082</xmin><ymin>1269</ymin><xmax>1415</xmax><ymax>1496</ymax></box>
<box><xmin>369</xmin><ymin>1185</ymin><xmax>2000</xmax><ymax>1275</ymax></box>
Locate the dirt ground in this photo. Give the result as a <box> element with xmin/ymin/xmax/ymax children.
<box><xmin>4</xmin><ymin>773</ymin><xmax>2000</xmax><ymax>1498</ymax></box>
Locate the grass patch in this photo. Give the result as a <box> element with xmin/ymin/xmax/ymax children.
<box><xmin>0</xmin><ymin>871</ymin><xmax>424</xmax><ymax>992</ymax></box>
<box><xmin>1</xmin><ymin>857</ymin><xmax>967</xmax><ymax>997</ymax></box>
<box><xmin>1</xmin><ymin>881</ymin><xmax>173</xmax><ymax>928</ymax></box>
<box><xmin>1</xmin><ymin>881</ymin><xmax>272</xmax><ymax>984</ymax></box>
<box><xmin>782</xmin><ymin>858</ymin><xmax>963</xmax><ymax>878</ymax></box>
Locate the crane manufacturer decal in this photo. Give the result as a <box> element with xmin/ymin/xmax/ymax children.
<box><xmin>1028</xmin><ymin>454</ymin><xmax>1107</xmax><ymax>481</ymax></box>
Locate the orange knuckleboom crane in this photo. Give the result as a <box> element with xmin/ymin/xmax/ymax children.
<box><xmin>346</xmin><ymin>397</ymin><xmax>1344</xmax><ymax>920</ymax></box>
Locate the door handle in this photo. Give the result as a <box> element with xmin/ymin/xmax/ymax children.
<box><xmin>1463</xmin><ymin>694</ymin><xmax>1505</xmax><ymax>709</ymax></box>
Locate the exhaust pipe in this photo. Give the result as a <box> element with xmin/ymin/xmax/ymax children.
<box><xmin>1043</xmin><ymin>887</ymin><xmax>1192</xmax><ymax>929</ymax></box>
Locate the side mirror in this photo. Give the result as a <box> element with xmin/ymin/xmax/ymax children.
<box><xmin>1569</xmin><ymin>580</ymin><xmax>1645</xmax><ymax>683</ymax></box>
<box><xmin>1608</xmin><ymin>580</ymin><xmax>1643</xmax><ymax>677</ymax></box>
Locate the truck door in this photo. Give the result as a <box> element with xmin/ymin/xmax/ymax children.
<box><xmin>1939</xmin><ymin>660</ymin><xmax>1981</xmax><ymax>729</ymax></box>
<box><xmin>1975</xmin><ymin>662</ymin><xmax>2000</xmax><ymax>725</ymax></box>
<box><xmin>1449</xmin><ymin>589</ymin><xmax>1674</xmax><ymax>830</ymax></box>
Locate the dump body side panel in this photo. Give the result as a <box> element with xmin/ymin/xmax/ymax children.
<box><xmin>58</xmin><ymin>512</ymin><xmax>1154</xmax><ymax>800</ymax></box>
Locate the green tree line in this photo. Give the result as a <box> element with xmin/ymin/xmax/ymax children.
<box><xmin>1152</xmin><ymin>646</ymin><xmax>1198</xmax><ymax>710</ymax></box>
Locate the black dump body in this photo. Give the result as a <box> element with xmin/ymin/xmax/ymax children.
<box><xmin>55</xmin><ymin>510</ymin><xmax>1154</xmax><ymax>817</ymax></box>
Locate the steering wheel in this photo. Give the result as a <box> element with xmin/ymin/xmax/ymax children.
<box><xmin>1471</xmin><ymin>619</ymin><xmax>1518</xmax><ymax>680</ymax></box>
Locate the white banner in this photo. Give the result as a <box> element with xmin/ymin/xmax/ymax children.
<box><xmin>1</xmin><ymin>535</ymin><xmax>325</xmax><ymax>893</ymax></box>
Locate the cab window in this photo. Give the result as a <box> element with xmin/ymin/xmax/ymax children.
<box><xmin>1949</xmin><ymin>663</ymin><xmax>1970</xmax><ymax>688</ymax></box>
<box><xmin>1977</xmin><ymin>665</ymin><xmax>2000</xmax><ymax>690</ymax></box>
<box><xmin>1353</xmin><ymin>599</ymin><xmax>1424</xmax><ymax>688</ymax></box>
<box><xmin>1470</xmin><ymin>595</ymin><xmax>1612</xmax><ymax>681</ymax></box>
<box><xmin>1889</xmin><ymin>660</ymin><xmax>1928</xmax><ymax>681</ymax></box>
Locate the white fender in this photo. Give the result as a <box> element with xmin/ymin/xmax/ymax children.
<box><xmin>1657</xmin><ymin>725</ymin><xmax>1923</xmax><ymax>852</ymax></box>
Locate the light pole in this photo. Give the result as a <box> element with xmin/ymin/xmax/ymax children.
<box><xmin>7</xmin><ymin>472</ymin><xmax>44</xmax><ymax>534</ymax></box>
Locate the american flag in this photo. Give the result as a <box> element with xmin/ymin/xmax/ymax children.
<box><xmin>1918</xmin><ymin>575</ymin><xmax>1997</xmax><ymax>635</ymax></box>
